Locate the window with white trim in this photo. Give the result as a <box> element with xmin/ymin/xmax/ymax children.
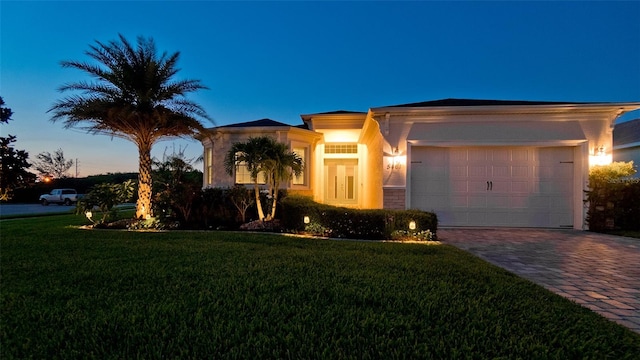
<box><xmin>206</xmin><ymin>147</ymin><xmax>213</xmax><ymax>185</ymax></box>
<box><xmin>292</xmin><ymin>147</ymin><xmax>306</xmax><ymax>185</ymax></box>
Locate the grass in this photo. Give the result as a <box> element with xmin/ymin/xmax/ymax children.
<box><xmin>2</xmin><ymin>215</ymin><xmax>639</xmax><ymax>359</ymax></box>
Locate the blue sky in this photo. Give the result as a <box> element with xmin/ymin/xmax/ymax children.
<box><xmin>2</xmin><ymin>1</ymin><xmax>639</xmax><ymax>176</ymax></box>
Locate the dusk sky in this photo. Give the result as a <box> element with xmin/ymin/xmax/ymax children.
<box><xmin>2</xmin><ymin>1</ymin><xmax>639</xmax><ymax>176</ymax></box>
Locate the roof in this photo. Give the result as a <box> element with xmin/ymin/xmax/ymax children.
<box><xmin>378</xmin><ymin>98</ymin><xmax>594</xmax><ymax>108</ymax></box>
<box><xmin>614</xmin><ymin>119</ymin><xmax>640</xmax><ymax>147</ymax></box>
<box><xmin>311</xmin><ymin>110</ymin><xmax>366</xmax><ymax>115</ymax></box>
<box><xmin>217</xmin><ymin>118</ymin><xmax>296</xmax><ymax>128</ymax></box>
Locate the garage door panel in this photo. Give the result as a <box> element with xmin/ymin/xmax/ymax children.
<box><xmin>451</xmin><ymin>195</ymin><xmax>468</xmax><ymax>207</ymax></box>
<box><xmin>468</xmin><ymin>166</ymin><xmax>488</xmax><ymax>177</ymax></box>
<box><xmin>469</xmin><ymin>180</ymin><xmax>488</xmax><ymax>193</ymax></box>
<box><xmin>410</xmin><ymin>146</ymin><xmax>574</xmax><ymax>228</ymax></box>
<box><xmin>512</xmin><ymin>166</ymin><xmax>529</xmax><ymax>177</ymax></box>
<box><xmin>492</xmin><ymin>165</ymin><xmax>510</xmax><ymax>178</ymax></box>
<box><xmin>488</xmin><ymin>195</ymin><xmax>509</xmax><ymax>208</ymax></box>
<box><xmin>467</xmin><ymin>195</ymin><xmax>486</xmax><ymax>208</ymax></box>
<box><xmin>451</xmin><ymin>180</ymin><xmax>468</xmax><ymax>193</ymax></box>
<box><xmin>511</xmin><ymin>181</ymin><xmax>529</xmax><ymax>194</ymax></box>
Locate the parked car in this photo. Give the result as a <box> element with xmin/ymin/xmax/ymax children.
<box><xmin>39</xmin><ymin>188</ymin><xmax>84</xmax><ymax>206</ymax></box>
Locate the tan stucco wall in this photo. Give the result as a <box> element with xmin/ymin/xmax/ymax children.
<box><xmin>201</xmin><ymin>127</ymin><xmax>320</xmax><ymax>189</ymax></box>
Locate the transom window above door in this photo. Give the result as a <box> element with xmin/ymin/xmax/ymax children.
<box><xmin>325</xmin><ymin>143</ymin><xmax>358</xmax><ymax>154</ymax></box>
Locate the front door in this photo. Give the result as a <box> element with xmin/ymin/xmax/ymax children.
<box><xmin>325</xmin><ymin>159</ymin><xmax>358</xmax><ymax>206</ymax></box>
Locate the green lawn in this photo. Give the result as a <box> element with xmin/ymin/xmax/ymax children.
<box><xmin>2</xmin><ymin>215</ymin><xmax>639</xmax><ymax>359</ymax></box>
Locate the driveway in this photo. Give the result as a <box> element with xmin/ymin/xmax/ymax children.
<box><xmin>439</xmin><ymin>228</ymin><xmax>640</xmax><ymax>334</ymax></box>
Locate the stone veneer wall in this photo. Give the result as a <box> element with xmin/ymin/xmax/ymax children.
<box><xmin>383</xmin><ymin>188</ymin><xmax>405</xmax><ymax>210</ymax></box>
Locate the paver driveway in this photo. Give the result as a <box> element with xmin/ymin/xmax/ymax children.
<box><xmin>439</xmin><ymin>228</ymin><xmax>640</xmax><ymax>334</ymax></box>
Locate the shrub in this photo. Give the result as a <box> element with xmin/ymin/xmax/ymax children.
<box><xmin>76</xmin><ymin>180</ymin><xmax>136</xmax><ymax>225</ymax></box>
<box><xmin>586</xmin><ymin>161</ymin><xmax>639</xmax><ymax>231</ymax></box>
<box><xmin>280</xmin><ymin>195</ymin><xmax>438</xmax><ymax>240</ymax></box>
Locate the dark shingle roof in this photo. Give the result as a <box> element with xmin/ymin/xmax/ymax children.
<box><xmin>614</xmin><ymin>119</ymin><xmax>640</xmax><ymax>146</ymax></box>
<box><xmin>313</xmin><ymin>110</ymin><xmax>366</xmax><ymax>115</ymax></box>
<box><xmin>379</xmin><ymin>98</ymin><xmax>593</xmax><ymax>108</ymax></box>
<box><xmin>218</xmin><ymin>118</ymin><xmax>295</xmax><ymax>128</ymax></box>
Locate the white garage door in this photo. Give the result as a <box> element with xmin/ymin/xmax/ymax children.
<box><xmin>410</xmin><ymin>146</ymin><xmax>574</xmax><ymax>228</ymax></box>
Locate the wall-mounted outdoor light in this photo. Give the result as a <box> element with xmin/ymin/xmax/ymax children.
<box><xmin>387</xmin><ymin>147</ymin><xmax>405</xmax><ymax>170</ymax></box>
<box><xmin>303</xmin><ymin>216</ymin><xmax>310</xmax><ymax>224</ymax></box>
<box><xmin>589</xmin><ymin>145</ymin><xmax>612</xmax><ymax>167</ymax></box>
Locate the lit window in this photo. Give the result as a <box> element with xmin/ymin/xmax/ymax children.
<box><xmin>206</xmin><ymin>147</ymin><xmax>213</xmax><ymax>185</ymax></box>
<box><xmin>293</xmin><ymin>147</ymin><xmax>306</xmax><ymax>185</ymax></box>
<box><xmin>325</xmin><ymin>143</ymin><xmax>358</xmax><ymax>154</ymax></box>
<box><xmin>235</xmin><ymin>154</ymin><xmax>265</xmax><ymax>185</ymax></box>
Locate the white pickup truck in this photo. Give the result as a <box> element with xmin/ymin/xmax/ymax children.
<box><xmin>39</xmin><ymin>188</ymin><xmax>83</xmax><ymax>206</ymax></box>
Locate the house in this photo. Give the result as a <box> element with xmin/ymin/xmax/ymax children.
<box><xmin>200</xmin><ymin>99</ymin><xmax>640</xmax><ymax>229</ymax></box>
<box><xmin>613</xmin><ymin>118</ymin><xmax>640</xmax><ymax>177</ymax></box>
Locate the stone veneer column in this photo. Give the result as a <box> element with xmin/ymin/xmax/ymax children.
<box><xmin>383</xmin><ymin>188</ymin><xmax>406</xmax><ymax>210</ymax></box>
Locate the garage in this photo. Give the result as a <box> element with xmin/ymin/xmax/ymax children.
<box><xmin>410</xmin><ymin>146</ymin><xmax>575</xmax><ymax>228</ymax></box>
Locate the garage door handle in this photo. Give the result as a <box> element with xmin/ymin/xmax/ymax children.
<box><xmin>490</xmin><ymin>181</ymin><xmax>493</xmax><ymax>191</ymax></box>
<box><xmin>487</xmin><ymin>181</ymin><xmax>490</xmax><ymax>191</ymax></box>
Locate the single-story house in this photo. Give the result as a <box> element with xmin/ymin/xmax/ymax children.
<box><xmin>200</xmin><ymin>98</ymin><xmax>640</xmax><ymax>229</ymax></box>
<box><xmin>613</xmin><ymin>118</ymin><xmax>640</xmax><ymax>176</ymax></box>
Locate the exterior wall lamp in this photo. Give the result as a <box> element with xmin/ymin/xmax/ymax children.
<box><xmin>589</xmin><ymin>145</ymin><xmax>612</xmax><ymax>167</ymax></box>
<box><xmin>387</xmin><ymin>147</ymin><xmax>404</xmax><ymax>170</ymax></box>
<box><xmin>303</xmin><ymin>216</ymin><xmax>310</xmax><ymax>224</ymax></box>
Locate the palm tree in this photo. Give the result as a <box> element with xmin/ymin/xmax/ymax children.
<box><xmin>224</xmin><ymin>137</ymin><xmax>271</xmax><ymax>221</ymax></box>
<box><xmin>224</xmin><ymin>136</ymin><xmax>303</xmax><ymax>221</ymax></box>
<box><xmin>262</xmin><ymin>141</ymin><xmax>303</xmax><ymax>220</ymax></box>
<box><xmin>49</xmin><ymin>34</ymin><xmax>211</xmax><ymax>219</ymax></box>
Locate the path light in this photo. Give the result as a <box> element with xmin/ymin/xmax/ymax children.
<box><xmin>409</xmin><ymin>220</ymin><xmax>416</xmax><ymax>230</ymax></box>
<box><xmin>304</xmin><ymin>216</ymin><xmax>310</xmax><ymax>224</ymax></box>
<box><xmin>85</xmin><ymin>211</ymin><xmax>93</xmax><ymax>221</ymax></box>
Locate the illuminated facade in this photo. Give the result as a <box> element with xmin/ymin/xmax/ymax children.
<box><xmin>200</xmin><ymin>99</ymin><xmax>640</xmax><ymax>229</ymax></box>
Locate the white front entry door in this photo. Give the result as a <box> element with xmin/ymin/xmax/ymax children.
<box><xmin>410</xmin><ymin>146</ymin><xmax>574</xmax><ymax>228</ymax></box>
<box><xmin>325</xmin><ymin>159</ymin><xmax>358</xmax><ymax>206</ymax></box>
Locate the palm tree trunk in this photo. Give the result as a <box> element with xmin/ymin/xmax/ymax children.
<box><xmin>253</xmin><ymin>182</ymin><xmax>265</xmax><ymax>221</ymax></box>
<box><xmin>136</xmin><ymin>143</ymin><xmax>153</xmax><ymax>219</ymax></box>
<box><xmin>269</xmin><ymin>180</ymin><xmax>279</xmax><ymax>220</ymax></box>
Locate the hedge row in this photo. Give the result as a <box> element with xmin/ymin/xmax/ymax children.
<box><xmin>280</xmin><ymin>195</ymin><xmax>438</xmax><ymax>240</ymax></box>
<box><xmin>586</xmin><ymin>179</ymin><xmax>640</xmax><ymax>231</ymax></box>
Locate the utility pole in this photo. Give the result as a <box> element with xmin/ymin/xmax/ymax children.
<box><xmin>75</xmin><ymin>158</ymin><xmax>79</xmax><ymax>178</ymax></box>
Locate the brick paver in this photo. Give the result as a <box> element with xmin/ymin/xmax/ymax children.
<box><xmin>439</xmin><ymin>228</ymin><xmax>640</xmax><ymax>334</ymax></box>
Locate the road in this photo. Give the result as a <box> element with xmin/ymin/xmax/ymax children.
<box><xmin>0</xmin><ymin>203</ymin><xmax>77</xmax><ymax>217</ymax></box>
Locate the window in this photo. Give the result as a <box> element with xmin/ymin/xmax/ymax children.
<box><xmin>206</xmin><ymin>147</ymin><xmax>213</xmax><ymax>185</ymax></box>
<box><xmin>292</xmin><ymin>147</ymin><xmax>306</xmax><ymax>185</ymax></box>
<box><xmin>234</xmin><ymin>153</ymin><xmax>265</xmax><ymax>185</ymax></box>
<box><xmin>235</xmin><ymin>161</ymin><xmax>255</xmax><ymax>184</ymax></box>
<box><xmin>325</xmin><ymin>143</ymin><xmax>358</xmax><ymax>154</ymax></box>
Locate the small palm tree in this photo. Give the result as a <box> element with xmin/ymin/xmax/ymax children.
<box><xmin>49</xmin><ymin>34</ymin><xmax>211</xmax><ymax>219</ymax></box>
<box><xmin>224</xmin><ymin>136</ymin><xmax>303</xmax><ymax>221</ymax></box>
<box><xmin>224</xmin><ymin>137</ymin><xmax>271</xmax><ymax>221</ymax></box>
<box><xmin>262</xmin><ymin>141</ymin><xmax>303</xmax><ymax>220</ymax></box>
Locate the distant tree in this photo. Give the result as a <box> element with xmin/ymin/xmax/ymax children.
<box><xmin>33</xmin><ymin>148</ymin><xmax>74</xmax><ymax>179</ymax></box>
<box><xmin>49</xmin><ymin>34</ymin><xmax>211</xmax><ymax>219</ymax></box>
<box><xmin>0</xmin><ymin>97</ymin><xmax>36</xmax><ymax>201</ymax></box>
